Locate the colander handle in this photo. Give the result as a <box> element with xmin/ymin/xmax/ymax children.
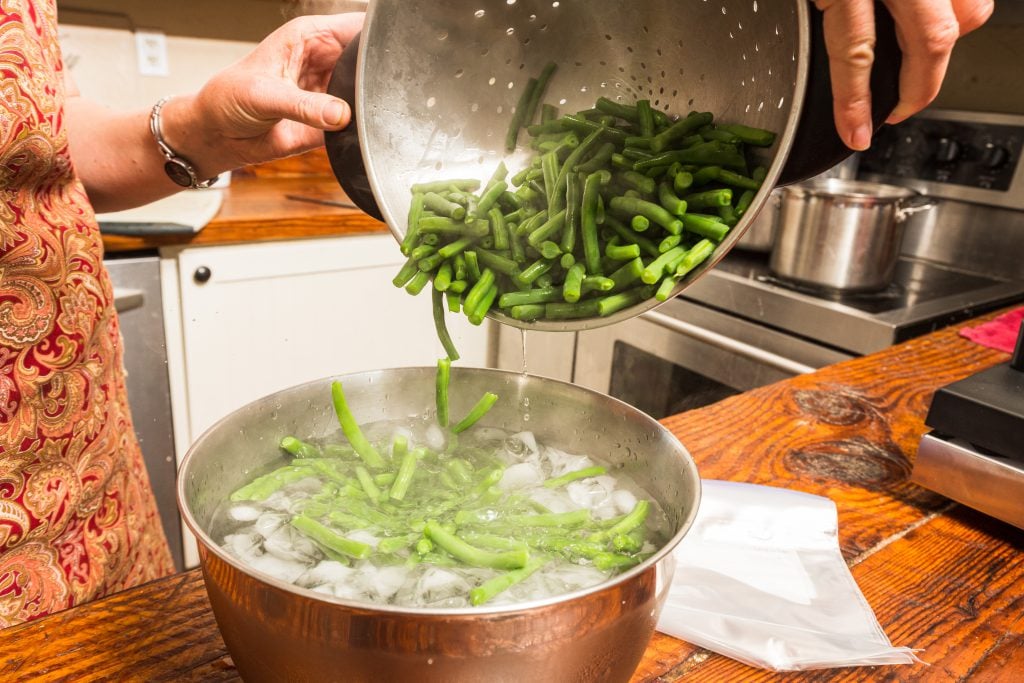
<box><xmin>324</xmin><ymin>32</ymin><xmax>384</xmax><ymax>222</ymax></box>
<box><xmin>778</xmin><ymin>1</ymin><xmax>902</xmax><ymax>186</ymax></box>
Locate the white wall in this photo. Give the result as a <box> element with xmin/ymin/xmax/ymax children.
<box><xmin>58</xmin><ymin>24</ymin><xmax>255</xmax><ymax>110</ymax></box>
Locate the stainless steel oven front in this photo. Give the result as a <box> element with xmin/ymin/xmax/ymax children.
<box><xmin>571</xmin><ymin>297</ymin><xmax>852</xmax><ymax>420</ymax></box>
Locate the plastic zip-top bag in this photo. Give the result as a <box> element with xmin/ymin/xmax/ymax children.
<box><xmin>657</xmin><ymin>480</ymin><xmax>922</xmax><ymax>671</ymax></box>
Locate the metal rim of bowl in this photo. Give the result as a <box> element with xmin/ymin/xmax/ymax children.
<box><xmin>355</xmin><ymin>0</ymin><xmax>814</xmax><ymax>332</ymax></box>
<box><xmin>783</xmin><ymin>177</ymin><xmax>918</xmax><ymax>202</ymax></box>
<box><xmin>177</xmin><ymin>365</ymin><xmax>703</xmax><ymax>617</ymax></box>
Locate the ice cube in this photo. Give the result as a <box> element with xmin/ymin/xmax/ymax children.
<box><xmin>499</xmin><ymin>462</ymin><xmax>543</xmax><ymax>490</ymax></box>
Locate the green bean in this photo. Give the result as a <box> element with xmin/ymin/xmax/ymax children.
<box><xmin>682</xmin><ymin>214</ymin><xmax>730</xmax><ymax>241</ymax></box>
<box><xmin>735</xmin><ymin>189</ymin><xmax>756</xmax><ymax>216</ymax></box>
<box><xmin>606</xmin><ymin>240</ymin><xmax>640</xmax><ymax>260</ymax></box>
<box><xmin>498</xmin><ymin>286</ymin><xmax>562</xmax><ymax>308</ymax></box>
<box><xmin>404</xmin><ymin>270</ymin><xmax>430</xmax><ymax>295</ymax></box>
<box><xmin>575</xmin><ymin>141</ymin><xmax>616</xmax><ymax>173</ymax></box>
<box><xmin>515</xmin><ymin>209</ymin><xmax>548</xmax><ymax>237</ymax></box>
<box><xmin>541</xmin><ymin>151</ymin><xmax>559</xmax><ymax>205</ymax></box>
<box><xmin>505</xmin><ymin>509</ymin><xmax>591</xmax><ymax>528</ymax></box>
<box><xmin>589</xmin><ymin>500</ymin><xmax>650</xmax><ymax>542</ymax></box>
<box><xmin>355</xmin><ymin>465</ymin><xmax>382</xmax><ymax>503</ymax></box>
<box><xmin>602</xmin><ymin>253</ymin><xmax>643</xmax><ymax>290</ymax></box>
<box><xmin>476</xmin><ymin>249</ymin><xmax>520</xmax><ymax>278</ymax></box>
<box><xmin>561</xmin><ymin>172</ymin><xmax>581</xmax><ymax>253</ymax></box>
<box><xmin>291</xmin><ymin>516</ymin><xmax>371</xmax><ymax>560</ymax></box>
<box><xmin>699</xmin><ymin>125</ymin><xmax>741</xmax><ymax>144</ymax></box>
<box><xmin>453</xmin><ymin>253</ymin><xmax>467</xmax><ymax>280</ymax></box>
<box><xmin>464</xmin><ymin>251</ymin><xmax>482</xmax><ymax>281</ymax></box>
<box><xmin>715</xmin><ymin>168</ymin><xmax>762</xmax><ymax>191</ymax></box>
<box><xmin>539</xmin><ymin>241</ymin><xmax>561</xmax><ymax>260</ymax></box>
<box><xmin>392</xmin><ymin>257</ymin><xmax>420</xmax><ymax>288</ymax></box>
<box><xmin>230</xmin><ymin>465</ymin><xmax>315</xmax><ymax>501</ymax></box>
<box><xmin>718</xmin><ymin>204</ymin><xmax>738</xmax><ymax>226</ymax></box>
<box><xmin>544</xmin><ymin>299</ymin><xmax>601</xmax><ymax>319</ymax></box>
<box><xmin>516</xmin><ymin>258</ymin><xmax>554</xmax><ymax>287</ymax></box>
<box><xmin>685</xmin><ymin>188</ymin><xmax>733</xmax><ymax>209</ymax></box>
<box><xmin>595</xmin><ymin>96</ymin><xmax>640</xmax><ymax>122</ymax></box>
<box><xmin>469</xmin><ymin>556</ymin><xmax>546</xmax><ymax>606</ymax></box>
<box><xmin>525</xmin><ymin>119</ymin><xmax>568</xmax><ymax>136</ymax></box>
<box><xmin>378</xmin><ymin>533</ymin><xmax>419</xmax><ymax>554</ymax></box>
<box><xmin>448</xmin><ymin>280</ymin><xmax>467</xmax><ymax>294</ymax></box>
<box><xmin>581</xmin><ymin>171</ymin><xmax>604</xmax><ymax>274</ymax></box>
<box><xmin>389</xmin><ymin>446</ymin><xmax>423</xmax><ymax>501</ymax></box>
<box><xmin>562</xmin><ymin>262</ymin><xmax>586</xmax><ymax>303</ymax></box>
<box><xmin>641</xmin><ymin>246</ymin><xmax>688</xmax><ymax>284</ymax></box>
<box><xmin>617</xmin><ymin>170</ymin><xmax>656</xmax><ymax>195</ymax></box>
<box><xmin>635</xmin><ymin>142</ymin><xmax>746</xmax><ymax>171</ymax></box>
<box><xmin>690</xmin><ymin>165</ymin><xmax>720</xmax><ymax>187</ymax></box>
<box><xmin>543</xmin><ymin>466</ymin><xmax>608</xmax><ymax>489</ymax></box>
<box><xmin>541</xmin><ymin>103</ymin><xmax>558</xmax><ymax>123</ymax></box>
<box><xmin>419</xmin><ymin>216</ymin><xmax>486</xmax><ymax>237</ymax></box>
<box><xmin>474</xmin><ymin>180</ymin><xmax>508</xmax><ymax>219</ymax></box>
<box><xmin>597</xmin><ymin>285</ymin><xmax>653</xmax><ymax>316</ymax></box>
<box><xmin>432</xmin><ymin>289</ymin><xmax>460</xmax><ymax>361</ymax></box>
<box><xmin>753</xmin><ymin>166</ymin><xmax>769</xmax><ymax>183</ymax></box>
<box><xmin>636</xmin><ymin>99</ymin><xmax>655</xmax><ymax>138</ymax></box>
<box><xmin>467</xmin><ymin>284</ymin><xmax>498</xmax><ymax>326</ymax></box>
<box><xmin>401</xmin><ymin>193</ymin><xmax>426</xmax><ymax>256</ymax></box>
<box><xmin>460</xmin><ymin>532</ymin><xmax>530</xmax><ymax>553</ymax></box>
<box><xmin>561</xmin><ymin>115</ymin><xmax>629</xmax><ymax>144</ymax></box>
<box><xmin>593</xmin><ymin>553</ymin><xmax>641</xmax><ymax>571</ymax></box>
<box><xmin>411</xmin><ymin>179</ymin><xmax>480</xmax><ymax>195</ymax></box>
<box><xmin>510</xmin><ymin>166</ymin><xmax>533</xmax><ymax>187</ymax></box>
<box><xmin>604</xmin><ymin>215</ymin><xmax>659</xmax><ymax>257</ymax></box>
<box><xmin>549</xmin><ymin>128</ymin><xmax>604</xmax><ymax>214</ymax></box>
<box><xmin>447</xmin><ymin>291</ymin><xmax>461</xmax><ymax>313</ymax></box>
<box><xmin>410</xmin><ymin>244</ymin><xmax>436</xmax><ymax>261</ymax></box>
<box><xmin>417</xmin><ymin>251</ymin><xmax>447</xmax><ymax>272</ymax></box>
<box><xmin>463</xmin><ymin>269</ymin><xmax>495</xmax><ymax>313</ymax></box>
<box><xmin>506</xmin><ymin>77</ymin><xmax>538</xmax><ymax>151</ymax></box>
<box><xmin>560</xmin><ymin>253</ymin><xmax>576</xmax><ymax>269</ymax></box>
<box><xmin>655</xmin><ymin>274</ymin><xmax>679</xmax><ymax>302</ymax></box>
<box><xmin>611</xmin><ymin>153</ymin><xmax>633</xmax><ymax>170</ymax></box>
<box><xmin>423</xmin><ymin>192</ymin><xmax>467</xmax><ymax>220</ymax></box>
<box><xmin>451</xmin><ymin>392</ymin><xmax>498</xmax><ymax>434</ymax></box>
<box><xmin>527</xmin><ymin>208</ymin><xmax>567</xmax><ymax>249</ymax></box>
<box><xmin>321</xmin><ymin>444</ymin><xmax>353</xmax><ymax>459</ymax></box>
<box><xmin>658</xmin><ymin>182</ymin><xmax>687</xmax><ymax>217</ymax></box>
<box><xmin>485</xmin><ymin>208</ymin><xmax>508</xmax><ymax>251</ymax></box>
<box><xmin>650</xmin><ymin>111</ymin><xmax>713</xmax><ymax>152</ymax></box>
<box><xmin>609</xmin><ymin>196</ymin><xmax>683</xmax><ymax>234</ymax></box>
<box><xmin>420</xmin><ymin>234</ymin><xmax>441</xmax><ymax>248</ymax></box>
<box><xmin>523</xmin><ymin>62</ymin><xmax>557</xmax><ymax>127</ymax></box>
<box><xmin>510</xmin><ymin>304</ymin><xmax>545</xmax><ymax>321</ymax></box>
<box><xmin>675</xmin><ymin>239</ymin><xmax>716</xmax><ymax>277</ymax></box>
<box><xmin>581</xmin><ymin>276</ymin><xmax>615</xmax><ymax>294</ymax></box>
<box><xmin>673</xmin><ymin>170</ymin><xmax>694</xmax><ymax>193</ymax></box>
<box><xmin>718</xmin><ymin>123</ymin><xmax>777</xmax><ymax>147</ymax></box>
<box><xmin>331</xmin><ymin>380</ymin><xmax>385</xmax><ymax>469</ymax></box>
<box><xmin>621</xmin><ymin>147</ymin><xmax>654</xmax><ymax>161</ymax></box>
<box><xmin>509</xmin><ymin>231</ymin><xmax>527</xmax><ymax>263</ymax></box>
<box><xmin>425</xmin><ymin>524</ymin><xmax>532</xmax><ymax>573</ymax></box>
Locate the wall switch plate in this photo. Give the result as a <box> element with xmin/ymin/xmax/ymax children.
<box><xmin>135</xmin><ymin>29</ymin><xmax>169</xmax><ymax>77</ymax></box>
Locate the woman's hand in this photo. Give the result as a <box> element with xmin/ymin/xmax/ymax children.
<box><xmin>816</xmin><ymin>0</ymin><xmax>993</xmax><ymax>151</ymax></box>
<box><xmin>166</xmin><ymin>12</ymin><xmax>365</xmax><ymax>176</ymax></box>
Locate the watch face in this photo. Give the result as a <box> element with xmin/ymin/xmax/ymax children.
<box><xmin>165</xmin><ymin>160</ymin><xmax>195</xmax><ymax>188</ymax></box>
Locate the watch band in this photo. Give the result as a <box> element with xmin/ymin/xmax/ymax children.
<box><xmin>149</xmin><ymin>97</ymin><xmax>219</xmax><ymax>189</ymax></box>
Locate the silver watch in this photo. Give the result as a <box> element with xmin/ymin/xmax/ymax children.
<box><xmin>149</xmin><ymin>97</ymin><xmax>219</xmax><ymax>189</ymax></box>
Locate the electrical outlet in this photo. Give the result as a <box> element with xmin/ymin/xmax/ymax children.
<box><xmin>135</xmin><ymin>29</ymin><xmax>169</xmax><ymax>77</ymax></box>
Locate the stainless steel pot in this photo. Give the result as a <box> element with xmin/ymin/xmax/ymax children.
<box><xmin>178</xmin><ymin>367</ymin><xmax>701</xmax><ymax>683</ymax></box>
<box><xmin>735</xmin><ymin>189</ymin><xmax>781</xmax><ymax>252</ymax></box>
<box><xmin>325</xmin><ymin>0</ymin><xmax>901</xmax><ymax>330</ymax></box>
<box><xmin>770</xmin><ymin>179</ymin><xmax>936</xmax><ymax>291</ymax></box>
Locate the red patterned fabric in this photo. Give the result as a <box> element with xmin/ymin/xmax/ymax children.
<box><xmin>1</xmin><ymin>0</ymin><xmax>173</xmax><ymax>627</ymax></box>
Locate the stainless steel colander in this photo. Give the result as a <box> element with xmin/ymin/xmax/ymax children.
<box><xmin>326</xmin><ymin>0</ymin><xmax>899</xmax><ymax>331</ymax></box>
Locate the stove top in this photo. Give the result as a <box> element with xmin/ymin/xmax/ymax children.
<box><xmin>682</xmin><ymin>250</ymin><xmax>1024</xmax><ymax>355</ymax></box>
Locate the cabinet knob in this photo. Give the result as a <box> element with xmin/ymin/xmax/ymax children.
<box><xmin>193</xmin><ymin>266</ymin><xmax>212</xmax><ymax>284</ymax></box>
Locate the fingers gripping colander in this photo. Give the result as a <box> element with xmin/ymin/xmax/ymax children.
<box><xmin>326</xmin><ymin>0</ymin><xmax>900</xmax><ymax>331</ymax></box>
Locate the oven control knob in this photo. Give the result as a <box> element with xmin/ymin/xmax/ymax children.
<box><xmin>934</xmin><ymin>137</ymin><xmax>961</xmax><ymax>163</ymax></box>
<box><xmin>980</xmin><ymin>144</ymin><xmax>1011</xmax><ymax>169</ymax></box>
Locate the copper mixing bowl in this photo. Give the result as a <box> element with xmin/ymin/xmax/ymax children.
<box><xmin>178</xmin><ymin>366</ymin><xmax>701</xmax><ymax>682</ymax></box>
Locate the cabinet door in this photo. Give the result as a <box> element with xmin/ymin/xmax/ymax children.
<box><xmin>174</xmin><ymin>235</ymin><xmax>491</xmax><ymax>439</ymax></box>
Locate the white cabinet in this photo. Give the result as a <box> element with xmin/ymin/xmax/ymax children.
<box><xmin>162</xmin><ymin>234</ymin><xmax>492</xmax><ymax>460</ymax></box>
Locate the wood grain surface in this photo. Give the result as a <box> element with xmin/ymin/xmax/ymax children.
<box><xmin>1</xmin><ymin>307</ymin><xmax>1021</xmax><ymax>682</ymax></box>
<box><xmin>100</xmin><ymin>174</ymin><xmax>386</xmax><ymax>254</ymax></box>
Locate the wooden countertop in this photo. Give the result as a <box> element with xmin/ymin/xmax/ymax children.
<box><xmin>2</xmin><ymin>309</ymin><xmax>1022</xmax><ymax>681</ymax></box>
<box><xmin>100</xmin><ymin>174</ymin><xmax>387</xmax><ymax>253</ymax></box>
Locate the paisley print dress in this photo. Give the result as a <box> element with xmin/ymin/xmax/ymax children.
<box><xmin>0</xmin><ymin>0</ymin><xmax>173</xmax><ymax>627</ymax></box>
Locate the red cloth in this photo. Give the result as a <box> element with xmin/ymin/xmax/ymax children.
<box><xmin>959</xmin><ymin>306</ymin><xmax>1024</xmax><ymax>354</ymax></box>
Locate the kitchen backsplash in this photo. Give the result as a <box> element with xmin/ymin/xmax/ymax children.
<box><xmin>58</xmin><ymin>24</ymin><xmax>254</xmax><ymax>110</ymax></box>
